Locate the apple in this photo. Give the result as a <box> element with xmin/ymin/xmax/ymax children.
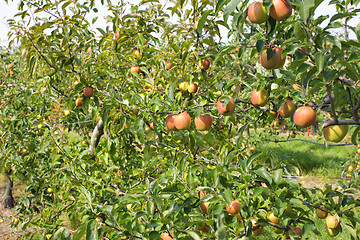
<box><xmin>217</xmin><ymin>98</ymin><xmax>236</xmax><ymax>116</ymax></box>
<box><xmin>199</xmin><ymin>222</ymin><xmax>209</xmax><ymax>234</ymax></box>
<box><xmin>267</xmin><ymin>212</ymin><xmax>280</xmax><ymax>224</ymax></box>
<box><xmin>249</xmin><ymin>146</ymin><xmax>256</xmax><ymax>153</ymax></box>
<box><xmin>115</xmin><ymin>30</ymin><xmax>120</xmax><ymax>39</ymax></box>
<box><xmin>200</xmin><ymin>201</ymin><xmax>210</xmax><ymax>214</ymax></box>
<box><xmin>47</xmin><ymin>188</ymin><xmax>54</xmax><ymax>194</ymax></box>
<box><xmin>166</xmin><ymin>61</ymin><xmax>173</xmax><ymax>70</ymax></box>
<box><xmin>251</xmin><ymin>218</ymin><xmax>263</xmax><ymax>236</ymax></box>
<box><xmin>200</xmin><ymin>59</ymin><xmax>210</xmax><ymax>70</ymax></box>
<box><xmin>145</xmin><ymin>126</ymin><xmax>150</xmax><ymax>131</ymax></box>
<box><xmin>269</xmin><ymin>0</ymin><xmax>292</xmax><ymax>21</ymax></box>
<box><xmin>326</xmin><ymin>225</ymin><xmax>340</xmax><ymax>237</ymax></box>
<box><xmin>195</xmin><ymin>114</ymin><xmax>212</xmax><ymax>131</ymax></box>
<box><xmin>132</xmin><ymin>49</ymin><xmax>141</xmax><ymax>58</ymax></box>
<box><xmin>291</xmin><ymin>132</ymin><xmax>296</xmax><ymax>138</ymax></box>
<box><xmin>161</xmin><ymin>231</ymin><xmax>174</xmax><ymax>240</ymax></box>
<box><xmin>323</xmin><ymin>125</ymin><xmax>348</xmax><ymax>143</ymax></box>
<box><xmin>75</xmin><ymin>98</ymin><xmax>83</xmax><ymax>107</ymax></box>
<box><xmin>326</xmin><ymin>215</ymin><xmax>340</xmax><ymax>229</ymax></box>
<box><xmin>178</xmin><ymin>82</ymin><xmax>189</xmax><ymax>92</ymax></box>
<box><xmin>357</xmin><ymin>149</ymin><xmax>360</xmax><ymax>154</ymax></box>
<box><xmin>166</xmin><ymin>114</ymin><xmax>178</xmax><ymax>131</ymax></box>
<box><xmin>81</xmin><ymin>140</ymin><xmax>86</xmax><ymax>146</ymax></box>
<box><xmin>64</xmin><ymin>110</ymin><xmax>70</xmax><ymax>116</ymax></box>
<box><xmin>348</xmin><ymin>165</ymin><xmax>354</xmax><ymax>172</ymax></box>
<box><xmin>226</xmin><ymin>200</ymin><xmax>241</xmax><ymax>215</ymax></box>
<box><xmin>7</xmin><ymin>64</ymin><xmax>13</xmax><ymax>69</ymax></box>
<box><xmin>345</xmin><ymin>173</ymin><xmax>352</xmax><ymax>178</ymax></box>
<box><xmin>9</xmin><ymin>70</ymin><xmax>14</xmax><ymax>75</ymax></box>
<box><xmin>22</xmin><ymin>149</ymin><xmax>28</xmax><ymax>154</ymax></box>
<box><xmin>248</xmin><ymin>2</ymin><xmax>269</xmax><ymax>24</ymax></box>
<box><xmin>133</xmin><ymin>109</ymin><xmax>139</xmax><ymax>116</ymax></box>
<box><xmin>174</xmin><ymin>112</ymin><xmax>191</xmax><ymax>130</ymax></box>
<box><xmin>188</xmin><ymin>83</ymin><xmax>198</xmax><ymax>93</ymax></box>
<box><xmin>292</xmin><ymin>84</ymin><xmax>301</xmax><ymax>91</ymax></box>
<box><xmin>293</xmin><ymin>106</ymin><xmax>316</xmax><ymax>128</ymax></box>
<box><xmin>291</xmin><ymin>227</ymin><xmax>302</xmax><ymax>239</ymax></box>
<box><xmin>260</xmin><ymin>48</ymin><xmax>286</xmax><ymax>69</ymax></box>
<box><xmin>279</xmin><ymin>100</ymin><xmax>295</xmax><ymax>118</ymax></box>
<box><xmin>251</xmin><ymin>89</ymin><xmax>269</xmax><ymax>106</ymax></box>
<box><xmin>130</xmin><ymin>66</ymin><xmax>141</xmax><ymax>74</ymax></box>
<box><xmin>149</xmin><ymin>122</ymin><xmax>154</xmax><ymax>130</ymax></box>
<box><xmin>83</xmin><ymin>87</ymin><xmax>94</xmax><ymax>97</ymax></box>
<box><xmin>87</xmin><ymin>47</ymin><xmax>93</xmax><ymax>54</ymax></box>
<box><xmin>316</xmin><ymin>207</ymin><xmax>328</xmax><ymax>219</ymax></box>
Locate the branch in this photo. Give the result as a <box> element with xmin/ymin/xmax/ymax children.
<box><xmin>265</xmin><ymin>138</ymin><xmax>352</xmax><ymax>146</ymax></box>
<box><xmin>322</xmin><ymin>119</ymin><xmax>360</xmax><ymax>129</ymax></box>
<box><xmin>90</xmin><ymin>118</ymin><xmax>104</xmax><ymax>156</ymax></box>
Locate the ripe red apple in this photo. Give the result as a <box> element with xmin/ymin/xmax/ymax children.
<box><xmin>179</xmin><ymin>82</ymin><xmax>189</xmax><ymax>92</ymax></box>
<box><xmin>249</xmin><ymin>146</ymin><xmax>255</xmax><ymax>153</ymax></box>
<box><xmin>83</xmin><ymin>87</ymin><xmax>94</xmax><ymax>97</ymax></box>
<box><xmin>174</xmin><ymin>112</ymin><xmax>191</xmax><ymax>130</ymax></box>
<box><xmin>75</xmin><ymin>98</ymin><xmax>83</xmax><ymax>107</ymax></box>
<box><xmin>115</xmin><ymin>30</ymin><xmax>120</xmax><ymax>39</ymax></box>
<box><xmin>132</xmin><ymin>49</ymin><xmax>141</xmax><ymax>58</ymax></box>
<box><xmin>133</xmin><ymin>109</ymin><xmax>139</xmax><ymax>116</ymax></box>
<box><xmin>200</xmin><ymin>59</ymin><xmax>210</xmax><ymax>70</ymax></box>
<box><xmin>226</xmin><ymin>200</ymin><xmax>241</xmax><ymax>215</ymax></box>
<box><xmin>251</xmin><ymin>89</ymin><xmax>269</xmax><ymax>107</ymax></box>
<box><xmin>195</xmin><ymin>114</ymin><xmax>212</xmax><ymax>131</ymax></box>
<box><xmin>87</xmin><ymin>47</ymin><xmax>93</xmax><ymax>54</ymax></box>
<box><xmin>316</xmin><ymin>207</ymin><xmax>328</xmax><ymax>219</ymax></box>
<box><xmin>293</xmin><ymin>106</ymin><xmax>316</xmax><ymax>128</ymax></box>
<box><xmin>323</xmin><ymin>125</ymin><xmax>348</xmax><ymax>143</ymax></box>
<box><xmin>9</xmin><ymin>70</ymin><xmax>14</xmax><ymax>75</ymax></box>
<box><xmin>130</xmin><ymin>66</ymin><xmax>141</xmax><ymax>74</ymax></box>
<box><xmin>217</xmin><ymin>98</ymin><xmax>236</xmax><ymax>116</ymax></box>
<box><xmin>200</xmin><ymin>201</ymin><xmax>210</xmax><ymax>214</ymax></box>
<box><xmin>161</xmin><ymin>231</ymin><xmax>174</xmax><ymax>240</ymax></box>
<box><xmin>248</xmin><ymin>2</ymin><xmax>269</xmax><ymax>24</ymax></box>
<box><xmin>279</xmin><ymin>100</ymin><xmax>295</xmax><ymax>118</ymax></box>
<box><xmin>199</xmin><ymin>222</ymin><xmax>209</xmax><ymax>234</ymax></box>
<box><xmin>260</xmin><ymin>48</ymin><xmax>285</xmax><ymax>69</ymax></box>
<box><xmin>22</xmin><ymin>149</ymin><xmax>28</xmax><ymax>154</ymax></box>
<box><xmin>7</xmin><ymin>64</ymin><xmax>13</xmax><ymax>69</ymax></box>
<box><xmin>326</xmin><ymin>215</ymin><xmax>340</xmax><ymax>229</ymax></box>
<box><xmin>292</xmin><ymin>84</ymin><xmax>301</xmax><ymax>91</ymax></box>
<box><xmin>326</xmin><ymin>225</ymin><xmax>340</xmax><ymax>237</ymax></box>
<box><xmin>166</xmin><ymin>61</ymin><xmax>173</xmax><ymax>70</ymax></box>
<box><xmin>269</xmin><ymin>0</ymin><xmax>292</xmax><ymax>21</ymax></box>
<box><xmin>149</xmin><ymin>122</ymin><xmax>154</xmax><ymax>130</ymax></box>
<box><xmin>166</xmin><ymin>114</ymin><xmax>178</xmax><ymax>131</ymax></box>
<box><xmin>291</xmin><ymin>227</ymin><xmax>302</xmax><ymax>239</ymax></box>
<box><xmin>188</xmin><ymin>83</ymin><xmax>198</xmax><ymax>93</ymax></box>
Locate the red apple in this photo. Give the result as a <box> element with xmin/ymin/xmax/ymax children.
<box><xmin>260</xmin><ymin>48</ymin><xmax>286</xmax><ymax>69</ymax></box>
<box><xmin>174</xmin><ymin>112</ymin><xmax>191</xmax><ymax>130</ymax></box>
<box><xmin>166</xmin><ymin>114</ymin><xmax>177</xmax><ymax>131</ymax></box>
<box><xmin>188</xmin><ymin>83</ymin><xmax>198</xmax><ymax>93</ymax></box>
<box><xmin>7</xmin><ymin>64</ymin><xmax>13</xmax><ymax>69</ymax></box>
<box><xmin>149</xmin><ymin>122</ymin><xmax>154</xmax><ymax>130</ymax></box>
<box><xmin>293</xmin><ymin>106</ymin><xmax>316</xmax><ymax>128</ymax></box>
<box><xmin>269</xmin><ymin>0</ymin><xmax>292</xmax><ymax>21</ymax></box>
<box><xmin>251</xmin><ymin>218</ymin><xmax>263</xmax><ymax>236</ymax></box>
<box><xmin>130</xmin><ymin>66</ymin><xmax>141</xmax><ymax>74</ymax></box>
<box><xmin>195</xmin><ymin>114</ymin><xmax>212</xmax><ymax>131</ymax></box>
<box><xmin>248</xmin><ymin>2</ymin><xmax>269</xmax><ymax>24</ymax></box>
<box><xmin>161</xmin><ymin>231</ymin><xmax>174</xmax><ymax>240</ymax></box>
<box><xmin>226</xmin><ymin>200</ymin><xmax>241</xmax><ymax>215</ymax></box>
<box><xmin>178</xmin><ymin>82</ymin><xmax>189</xmax><ymax>92</ymax></box>
<box><xmin>278</xmin><ymin>100</ymin><xmax>295</xmax><ymax>118</ymax></box>
<box><xmin>316</xmin><ymin>207</ymin><xmax>328</xmax><ymax>219</ymax></box>
<box><xmin>200</xmin><ymin>59</ymin><xmax>210</xmax><ymax>70</ymax></box>
<box><xmin>115</xmin><ymin>30</ymin><xmax>120</xmax><ymax>39</ymax></box>
<box><xmin>217</xmin><ymin>98</ymin><xmax>236</xmax><ymax>116</ymax></box>
<box><xmin>83</xmin><ymin>87</ymin><xmax>94</xmax><ymax>97</ymax></box>
<box><xmin>132</xmin><ymin>49</ymin><xmax>141</xmax><ymax>58</ymax></box>
<box><xmin>87</xmin><ymin>47</ymin><xmax>93</xmax><ymax>54</ymax></box>
<box><xmin>166</xmin><ymin>62</ymin><xmax>173</xmax><ymax>70</ymax></box>
<box><xmin>251</xmin><ymin>89</ymin><xmax>269</xmax><ymax>106</ymax></box>
<box><xmin>75</xmin><ymin>98</ymin><xmax>83</xmax><ymax>107</ymax></box>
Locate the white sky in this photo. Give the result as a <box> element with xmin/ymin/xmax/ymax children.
<box><xmin>0</xmin><ymin>0</ymin><xmax>358</xmax><ymax>47</ymax></box>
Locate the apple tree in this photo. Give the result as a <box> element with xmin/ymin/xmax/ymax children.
<box><xmin>1</xmin><ymin>0</ymin><xmax>360</xmax><ymax>239</ymax></box>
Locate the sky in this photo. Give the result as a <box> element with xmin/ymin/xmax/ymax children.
<box><xmin>0</xmin><ymin>0</ymin><xmax>358</xmax><ymax>47</ymax></box>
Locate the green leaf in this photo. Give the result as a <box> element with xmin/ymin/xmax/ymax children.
<box><xmin>197</xmin><ymin>10</ymin><xmax>212</xmax><ymax>34</ymax></box>
<box><xmin>297</xmin><ymin>0</ymin><xmax>314</xmax><ymax>20</ymax></box>
<box><xmin>73</xmin><ymin>223</ymin><xmax>87</xmax><ymax>240</ymax></box>
<box><xmin>224</xmin><ymin>0</ymin><xmax>241</xmax><ymax>22</ymax></box>
<box><xmin>315</xmin><ymin>52</ymin><xmax>324</xmax><ymax>74</ymax></box>
<box><xmin>273</xmin><ymin>169</ymin><xmax>283</xmax><ymax>185</ymax></box>
<box><xmin>86</xmin><ymin>220</ymin><xmax>98</xmax><ymax>240</ymax></box>
<box><xmin>215</xmin><ymin>0</ymin><xmax>230</xmax><ymax>16</ymax></box>
<box><xmin>255</xmin><ymin>168</ymin><xmax>273</xmax><ymax>184</ymax></box>
<box><xmin>187</xmin><ymin>230</ymin><xmax>202</xmax><ymax>240</ymax></box>
<box><xmin>214</xmin><ymin>46</ymin><xmax>235</xmax><ymax>63</ymax></box>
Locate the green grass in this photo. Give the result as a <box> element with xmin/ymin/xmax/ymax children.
<box><xmin>256</xmin><ymin>134</ymin><xmax>355</xmax><ymax>178</ymax></box>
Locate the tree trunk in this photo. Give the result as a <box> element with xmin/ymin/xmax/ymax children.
<box><xmin>2</xmin><ymin>169</ymin><xmax>15</xmax><ymax>208</ymax></box>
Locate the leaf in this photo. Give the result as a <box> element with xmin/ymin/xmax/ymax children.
<box><xmin>315</xmin><ymin>52</ymin><xmax>324</xmax><ymax>74</ymax></box>
<box><xmin>256</xmin><ymin>40</ymin><xmax>265</xmax><ymax>53</ymax></box>
<box><xmin>187</xmin><ymin>230</ymin><xmax>202</xmax><ymax>240</ymax></box>
<box><xmin>214</xmin><ymin>46</ymin><xmax>235</xmax><ymax>63</ymax></box>
<box><xmin>73</xmin><ymin>223</ymin><xmax>87</xmax><ymax>240</ymax></box>
<box><xmin>197</xmin><ymin>10</ymin><xmax>212</xmax><ymax>34</ymax></box>
<box><xmin>224</xmin><ymin>0</ymin><xmax>241</xmax><ymax>22</ymax></box>
<box><xmin>255</xmin><ymin>168</ymin><xmax>273</xmax><ymax>184</ymax></box>
<box><xmin>215</xmin><ymin>0</ymin><xmax>230</xmax><ymax>16</ymax></box>
<box><xmin>351</xmin><ymin>126</ymin><xmax>360</xmax><ymax>145</ymax></box>
<box><xmin>86</xmin><ymin>220</ymin><xmax>98</xmax><ymax>240</ymax></box>
<box><xmin>297</xmin><ymin>0</ymin><xmax>315</xmax><ymax>21</ymax></box>
<box><xmin>273</xmin><ymin>169</ymin><xmax>283</xmax><ymax>185</ymax></box>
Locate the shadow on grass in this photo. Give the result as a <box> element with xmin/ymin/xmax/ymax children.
<box><xmin>258</xmin><ymin>139</ymin><xmax>354</xmax><ymax>176</ymax></box>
